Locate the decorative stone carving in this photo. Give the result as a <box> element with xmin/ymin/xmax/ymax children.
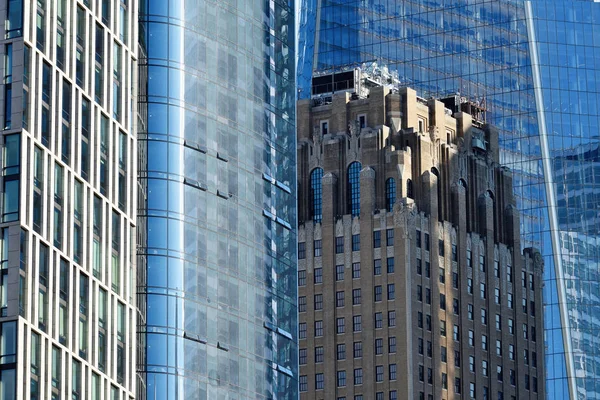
<box><xmin>393</xmin><ymin>200</ymin><xmax>417</xmax><ymax>238</ymax></box>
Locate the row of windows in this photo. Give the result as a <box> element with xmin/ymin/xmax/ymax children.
<box><xmin>300</xmin><ymin>373</ymin><xmax>402</xmax><ymax>393</ymax></box>
<box><xmin>300</xmin><ymin>258</ymin><xmax>395</xmax><ymax>285</ymax></box>
<box><xmin>308</xmin><ymin>165</ymin><xmax>400</xmax><ymax>221</ymax></box>
<box><xmin>298</xmin><ymin>229</ymin><xmax>396</xmax><ymax>259</ymax></box>
<box><xmin>299</xmin><ymin>312</ymin><xmax>396</xmax><ymax>339</ymax></box>
<box><xmin>300</xmin><ymin>337</ymin><xmax>397</xmax><ymax>366</ymax></box>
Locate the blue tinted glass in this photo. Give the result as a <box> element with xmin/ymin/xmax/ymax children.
<box><xmin>385</xmin><ymin>178</ymin><xmax>396</xmax><ymax>212</ymax></box>
<box><xmin>310</xmin><ymin>168</ymin><xmax>323</xmax><ymax>222</ymax></box>
<box><xmin>347</xmin><ymin>162</ymin><xmax>361</xmax><ymax>216</ymax></box>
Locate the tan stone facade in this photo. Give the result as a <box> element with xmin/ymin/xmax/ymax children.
<box><xmin>297</xmin><ymin>87</ymin><xmax>545</xmax><ymax>400</ymax></box>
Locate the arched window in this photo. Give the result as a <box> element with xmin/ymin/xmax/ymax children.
<box><xmin>347</xmin><ymin>162</ymin><xmax>362</xmax><ymax>216</ymax></box>
<box><xmin>310</xmin><ymin>168</ymin><xmax>323</xmax><ymax>223</ymax></box>
<box><xmin>407</xmin><ymin>179</ymin><xmax>414</xmax><ymax>199</ymax></box>
<box><xmin>386</xmin><ymin>178</ymin><xmax>396</xmax><ymax>212</ymax></box>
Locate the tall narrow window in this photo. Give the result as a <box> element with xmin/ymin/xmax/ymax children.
<box><xmin>41</xmin><ymin>63</ymin><xmax>51</xmax><ymax>147</ymax></box>
<box><xmin>407</xmin><ymin>179</ymin><xmax>414</xmax><ymax>199</ymax></box>
<box><xmin>75</xmin><ymin>7</ymin><xmax>85</xmax><ymax>86</ymax></box>
<box><xmin>2</xmin><ymin>134</ymin><xmax>19</xmax><ymax>222</ymax></box>
<box><xmin>80</xmin><ymin>98</ymin><xmax>91</xmax><ymax>180</ymax></box>
<box><xmin>36</xmin><ymin>0</ymin><xmax>46</xmax><ymax>51</ymax></box>
<box><xmin>5</xmin><ymin>0</ymin><xmax>23</xmax><ymax>39</ymax></box>
<box><xmin>385</xmin><ymin>178</ymin><xmax>396</xmax><ymax>212</ymax></box>
<box><xmin>310</xmin><ymin>168</ymin><xmax>323</xmax><ymax>222</ymax></box>
<box><xmin>347</xmin><ymin>162</ymin><xmax>362</xmax><ymax>216</ymax></box>
<box><xmin>3</xmin><ymin>44</ymin><xmax>13</xmax><ymax>130</ymax></box>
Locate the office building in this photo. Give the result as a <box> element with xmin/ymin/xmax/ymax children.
<box><xmin>298</xmin><ymin>1</ymin><xmax>600</xmax><ymax>397</ymax></box>
<box><xmin>137</xmin><ymin>1</ymin><xmax>298</xmax><ymax>399</ymax></box>
<box><xmin>296</xmin><ymin>77</ymin><xmax>545</xmax><ymax>399</ymax></box>
<box><xmin>0</xmin><ymin>0</ymin><xmax>138</xmax><ymax>399</ymax></box>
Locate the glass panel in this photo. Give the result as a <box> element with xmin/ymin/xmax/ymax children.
<box><xmin>347</xmin><ymin>162</ymin><xmax>361</xmax><ymax>216</ymax></box>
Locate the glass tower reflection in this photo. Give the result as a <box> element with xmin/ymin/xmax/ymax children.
<box><xmin>138</xmin><ymin>1</ymin><xmax>298</xmax><ymax>399</ymax></box>
<box><xmin>299</xmin><ymin>0</ymin><xmax>600</xmax><ymax>398</ymax></box>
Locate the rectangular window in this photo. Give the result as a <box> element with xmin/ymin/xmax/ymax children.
<box><xmin>298</xmin><ymin>242</ymin><xmax>305</xmax><ymax>259</ymax></box>
<box><xmin>387</xmin><ymin>284</ymin><xmax>395</xmax><ymax>300</ymax></box>
<box><xmin>352</xmin><ymin>262</ymin><xmax>360</xmax><ymax>278</ymax></box>
<box><xmin>373</xmin><ymin>231</ymin><xmax>381</xmax><ymax>248</ymax></box>
<box><xmin>353</xmin><ymin>341</ymin><xmax>362</xmax><ymax>358</ymax></box>
<box><xmin>352</xmin><ymin>289</ymin><xmax>361</xmax><ymax>305</ymax></box>
<box><xmin>299</xmin><ymin>323</ymin><xmax>306</xmax><ymax>339</ymax></box>
<box><xmin>314</xmin><ymin>268</ymin><xmax>323</xmax><ymax>284</ymax></box>
<box><xmin>314</xmin><ymin>240</ymin><xmax>322</xmax><ymax>257</ymax></box>
<box><xmin>374</xmin><ymin>259</ymin><xmax>382</xmax><ymax>275</ymax></box>
<box><xmin>335</xmin><ymin>236</ymin><xmax>344</xmax><ymax>253</ymax></box>
<box><xmin>374</xmin><ymin>312</ymin><xmax>383</xmax><ymax>329</ymax></box>
<box><xmin>299</xmin><ymin>376</ymin><xmax>307</xmax><ymax>392</ymax></box>
<box><xmin>387</xmin><ymin>257</ymin><xmax>395</xmax><ymax>273</ymax></box>
<box><xmin>315</xmin><ymin>346</ymin><xmax>324</xmax><ymax>363</ymax></box>
<box><xmin>354</xmin><ymin>368</ymin><xmax>363</xmax><ymax>385</ymax></box>
<box><xmin>374</xmin><ymin>285</ymin><xmax>382</xmax><ymax>302</ymax></box>
<box><xmin>336</xmin><ymin>291</ymin><xmax>344</xmax><ymax>307</ymax></box>
<box><xmin>337</xmin><ymin>370</ymin><xmax>346</xmax><ymax>387</ymax></box>
<box><xmin>388</xmin><ymin>311</ymin><xmax>396</xmax><ymax>327</ymax></box>
<box><xmin>376</xmin><ymin>365</ymin><xmax>383</xmax><ymax>382</ymax></box>
<box><xmin>389</xmin><ymin>337</ymin><xmax>396</xmax><ymax>353</ymax></box>
<box><xmin>336</xmin><ymin>265</ymin><xmax>344</xmax><ymax>281</ymax></box>
<box><xmin>298</xmin><ymin>296</ymin><xmax>306</xmax><ymax>312</ymax></box>
<box><xmin>337</xmin><ymin>344</ymin><xmax>345</xmax><ymax>360</ymax></box>
<box><xmin>314</xmin><ymin>294</ymin><xmax>323</xmax><ymax>310</ymax></box>
<box><xmin>314</xmin><ymin>321</ymin><xmax>323</xmax><ymax>337</ymax></box>
<box><xmin>336</xmin><ymin>318</ymin><xmax>345</xmax><ymax>334</ymax></box>
<box><xmin>353</xmin><ymin>315</ymin><xmax>362</xmax><ymax>332</ymax></box>
<box><xmin>386</xmin><ymin>229</ymin><xmax>394</xmax><ymax>246</ymax></box>
<box><xmin>298</xmin><ymin>270</ymin><xmax>306</xmax><ymax>286</ymax></box>
<box><xmin>352</xmin><ymin>234</ymin><xmax>360</xmax><ymax>251</ymax></box>
<box><xmin>439</xmin><ymin>239</ymin><xmax>444</xmax><ymax>256</ymax></box>
<box><xmin>375</xmin><ymin>338</ymin><xmax>383</xmax><ymax>354</ymax></box>
<box><xmin>315</xmin><ymin>373</ymin><xmax>324</xmax><ymax>390</ymax></box>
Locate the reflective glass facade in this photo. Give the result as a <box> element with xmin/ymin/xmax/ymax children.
<box><xmin>299</xmin><ymin>0</ymin><xmax>600</xmax><ymax>398</ymax></box>
<box><xmin>138</xmin><ymin>0</ymin><xmax>298</xmax><ymax>399</ymax></box>
<box><xmin>0</xmin><ymin>0</ymin><xmax>138</xmax><ymax>399</ymax></box>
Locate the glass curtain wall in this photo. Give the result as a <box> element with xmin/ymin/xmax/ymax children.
<box><xmin>298</xmin><ymin>0</ymin><xmax>600</xmax><ymax>398</ymax></box>
<box><xmin>138</xmin><ymin>0</ymin><xmax>298</xmax><ymax>399</ymax></box>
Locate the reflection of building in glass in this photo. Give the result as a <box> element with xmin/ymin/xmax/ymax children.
<box><xmin>298</xmin><ymin>1</ymin><xmax>600</xmax><ymax>398</ymax></box>
<box><xmin>137</xmin><ymin>1</ymin><xmax>298</xmax><ymax>399</ymax></box>
<box><xmin>296</xmin><ymin>82</ymin><xmax>545</xmax><ymax>399</ymax></box>
<box><xmin>0</xmin><ymin>0</ymin><xmax>138</xmax><ymax>399</ymax></box>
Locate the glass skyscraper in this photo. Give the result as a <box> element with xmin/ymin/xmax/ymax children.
<box><xmin>299</xmin><ymin>0</ymin><xmax>600</xmax><ymax>398</ymax></box>
<box><xmin>138</xmin><ymin>0</ymin><xmax>298</xmax><ymax>399</ymax></box>
<box><xmin>0</xmin><ymin>0</ymin><xmax>138</xmax><ymax>399</ymax></box>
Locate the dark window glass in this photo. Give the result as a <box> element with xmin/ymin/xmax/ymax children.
<box><xmin>298</xmin><ymin>242</ymin><xmax>306</xmax><ymax>259</ymax></box>
<box><xmin>352</xmin><ymin>262</ymin><xmax>360</xmax><ymax>278</ymax></box>
<box><xmin>310</xmin><ymin>168</ymin><xmax>323</xmax><ymax>222</ymax></box>
<box><xmin>385</xmin><ymin>178</ymin><xmax>396</xmax><ymax>212</ymax></box>
<box><xmin>352</xmin><ymin>234</ymin><xmax>360</xmax><ymax>251</ymax></box>
<box><xmin>314</xmin><ymin>240</ymin><xmax>322</xmax><ymax>257</ymax></box>
<box><xmin>347</xmin><ymin>162</ymin><xmax>361</xmax><ymax>216</ymax></box>
<box><xmin>374</xmin><ymin>259</ymin><xmax>381</xmax><ymax>275</ymax></box>
<box><xmin>314</xmin><ymin>268</ymin><xmax>322</xmax><ymax>284</ymax></box>
<box><xmin>298</xmin><ymin>270</ymin><xmax>306</xmax><ymax>286</ymax></box>
<box><xmin>373</xmin><ymin>231</ymin><xmax>381</xmax><ymax>248</ymax></box>
<box><xmin>387</xmin><ymin>257</ymin><xmax>395</xmax><ymax>273</ymax></box>
<box><xmin>335</xmin><ymin>236</ymin><xmax>344</xmax><ymax>253</ymax></box>
<box><xmin>336</xmin><ymin>265</ymin><xmax>344</xmax><ymax>281</ymax></box>
<box><xmin>386</xmin><ymin>228</ymin><xmax>394</xmax><ymax>246</ymax></box>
